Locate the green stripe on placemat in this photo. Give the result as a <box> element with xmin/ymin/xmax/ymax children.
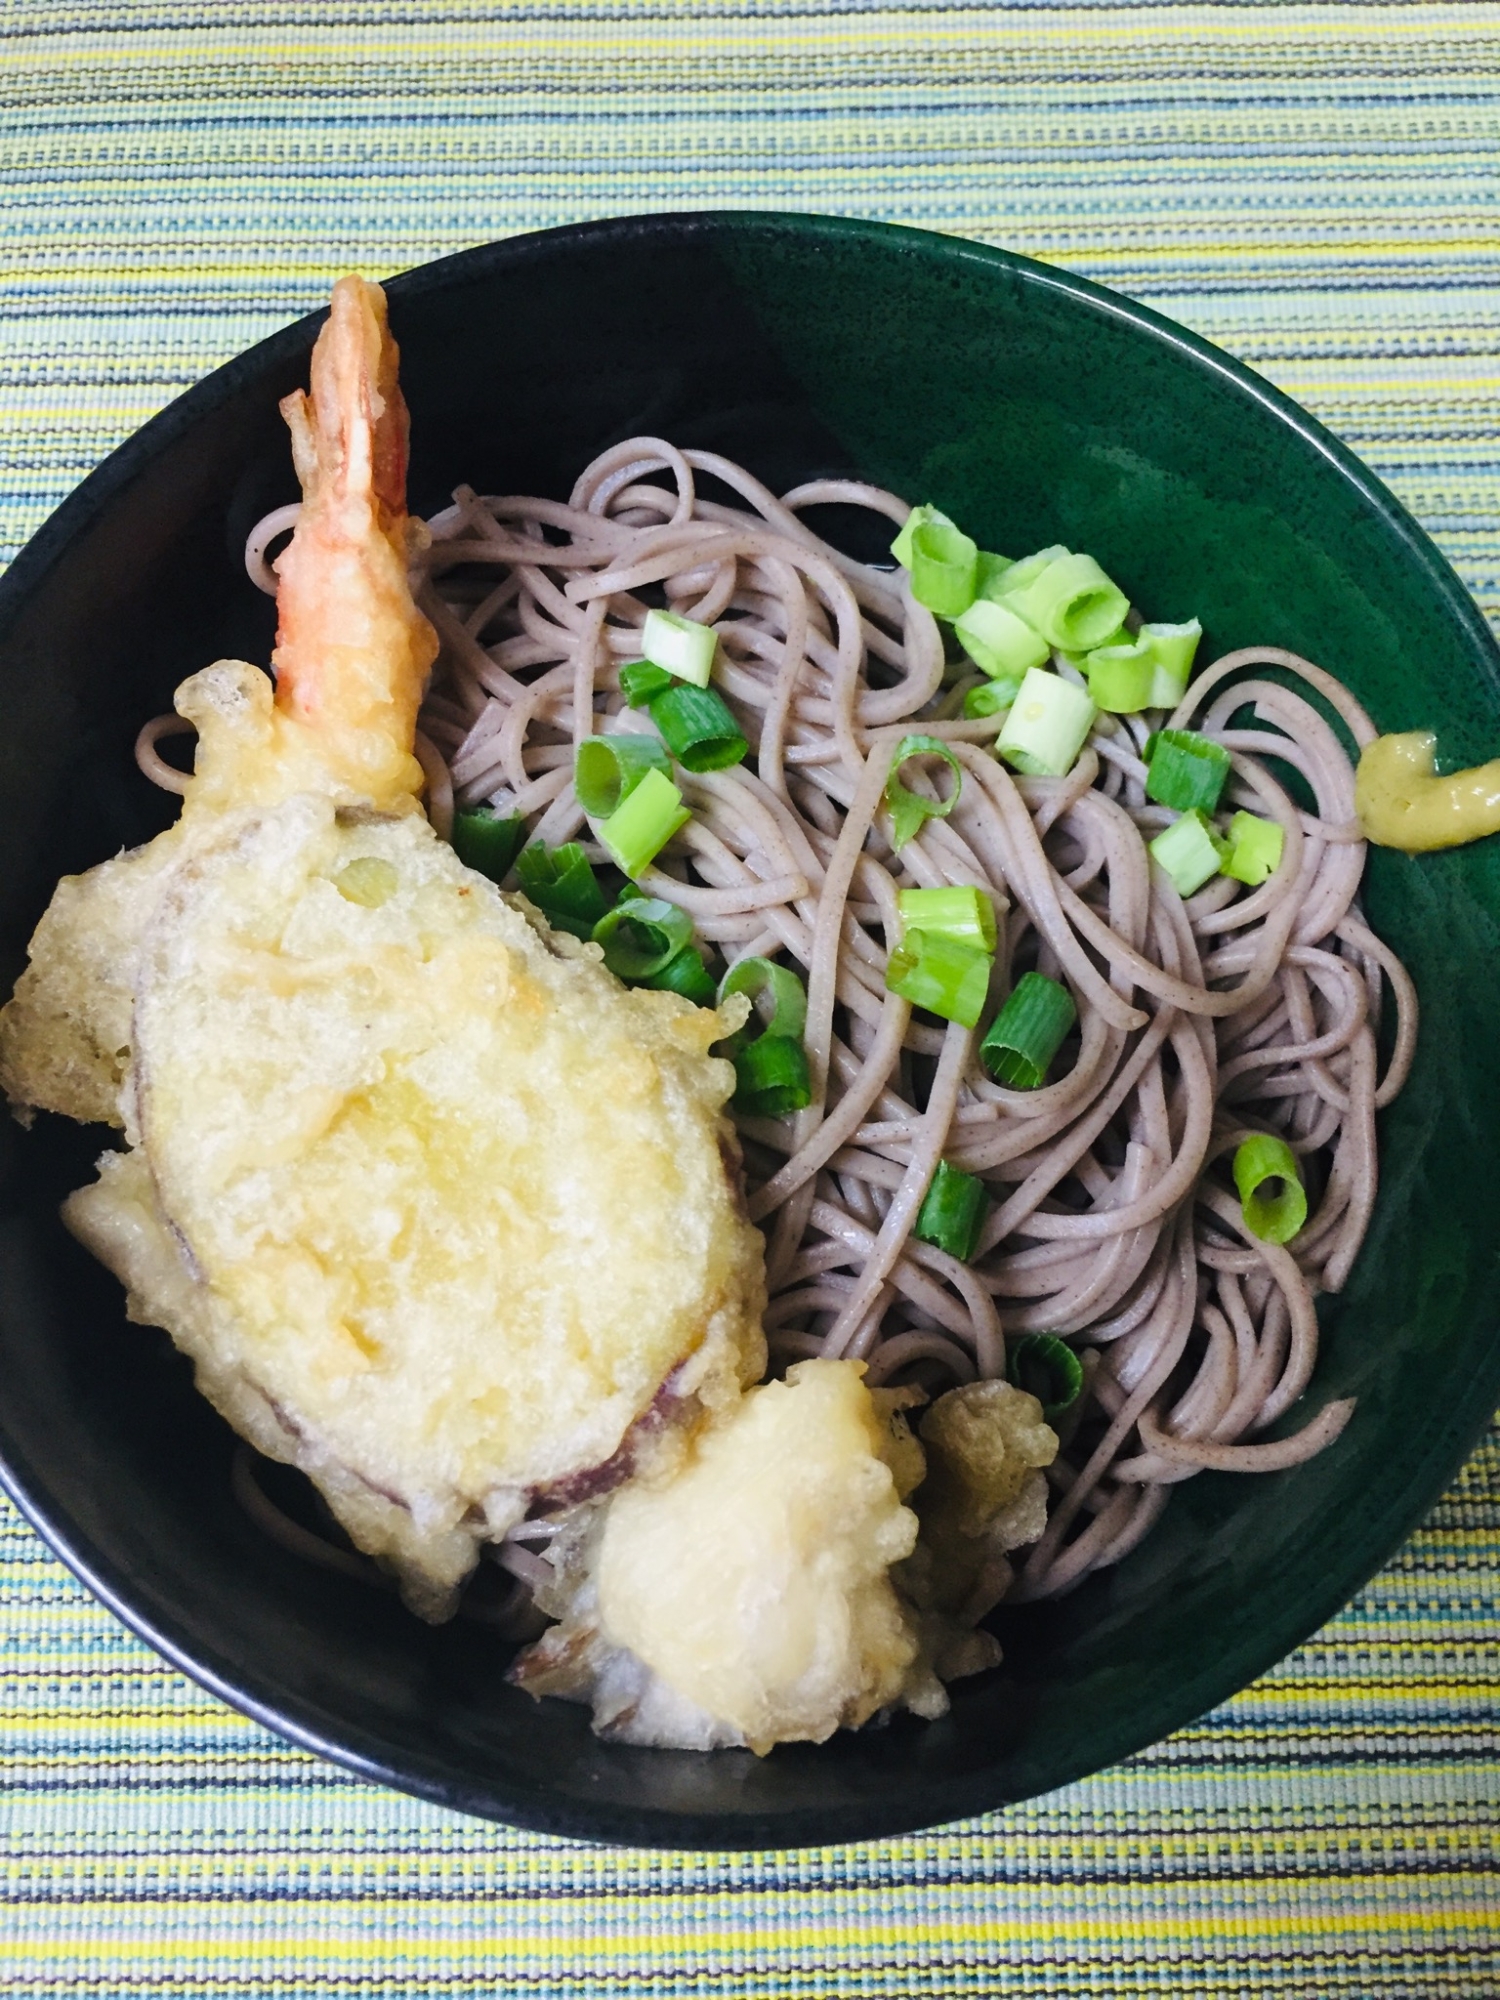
<box><xmin>2</xmin><ymin>3</ymin><xmax>1498</xmax><ymax>1995</ymax></box>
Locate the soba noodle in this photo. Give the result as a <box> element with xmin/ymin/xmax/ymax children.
<box><xmin>207</xmin><ymin>438</ymin><xmax>1416</xmax><ymax>1609</ymax></box>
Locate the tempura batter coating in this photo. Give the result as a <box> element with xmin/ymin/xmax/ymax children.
<box><xmin>513</xmin><ymin>1359</ymin><xmax>942</xmax><ymax>1750</ymax></box>
<box><xmin>899</xmin><ymin>1379</ymin><xmax>1058</xmax><ymax>1676</ymax></box>
<box><xmin>0</xmin><ymin>837</ymin><xmax>175</xmax><ymax>1128</ymax></box>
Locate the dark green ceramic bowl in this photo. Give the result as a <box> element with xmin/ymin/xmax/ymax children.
<box><xmin>1</xmin><ymin>214</ymin><xmax>1497</xmax><ymax>1849</ymax></box>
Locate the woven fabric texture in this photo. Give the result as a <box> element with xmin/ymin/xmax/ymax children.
<box><xmin>1</xmin><ymin>3</ymin><xmax>1498</xmax><ymax>1994</ymax></box>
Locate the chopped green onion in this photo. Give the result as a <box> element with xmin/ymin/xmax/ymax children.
<box><xmin>963</xmin><ymin>680</ymin><xmax>1015</xmax><ymax>720</ymax></box>
<box><xmin>973</xmin><ymin>550</ymin><xmax>1015</xmax><ymax>601</ymax></box>
<box><xmin>1232</xmin><ymin>1132</ymin><xmax>1308</xmax><ymax>1244</ymax></box>
<box><xmin>996</xmin><ymin>667</ymin><xmax>1097</xmax><ymax>777</ymax></box>
<box><xmin>1007</xmin><ymin>1333</ymin><xmax>1084</xmax><ymax>1421</ymax></box>
<box><xmin>954</xmin><ymin>596</ymin><xmax>1051</xmax><ymax>682</ymax></box>
<box><xmin>642</xmin><ymin>607</ymin><xmax>717</xmax><ymax>687</ymax></box>
<box><xmin>733</xmin><ymin>1034</ymin><xmax>813</xmax><ymax>1118</ymax></box>
<box><xmin>642</xmin><ymin>944</ymin><xmax>718</xmax><ymax>1004</ymax></box>
<box><xmin>516</xmin><ymin>841</ymin><xmax>610</xmax><ymax>937</ymax></box>
<box><xmin>1141</xmin><ymin>619</ymin><xmax>1202</xmax><ymax>708</ymax></box>
<box><xmin>1085</xmin><ymin>637</ymin><xmax>1155</xmax><ymax>715</ymax></box>
<box><xmin>913</xmin><ymin>1160</ymin><xmax>988</xmax><ymax>1262</ymax></box>
<box><xmin>1055</xmin><ymin>632</ymin><xmax>1130</xmax><ymax>685</ymax></box>
<box><xmin>1005</xmin><ymin>550</ymin><xmax>1129</xmax><ymax>652</ymax></box>
<box><xmin>884</xmin><ymin>733</ymin><xmax>963</xmax><ymax>850</ymax></box>
<box><xmin>1222</xmin><ymin>810</ymin><xmax>1285</xmax><ymax>887</ymax></box>
<box><xmin>890</xmin><ymin>502</ymin><xmax>953</xmax><ymax>569</ymax></box>
<box><xmin>717</xmin><ymin>956</ymin><xmax>811</xmax><ymax>1094</ymax></box>
<box><xmin>647</xmin><ymin>683</ymin><xmax>749</xmax><ymax>773</ymax></box>
<box><xmin>1145</xmin><ymin>729</ymin><xmax>1231</xmax><ymax>813</ymax></box>
<box><xmin>908</xmin><ymin>518</ymin><xmax>979</xmax><ymax>617</ymax></box>
<box><xmin>575</xmin><ymin>733</ymin><xmax>672</xmax><ymax>819</ymax></box>
<box><xmin>620</xmin><ymin>659</ymin><xmax>674</xmax><ymax>708</ymax></box>
<box><xmin>591</xmin><ymin>895</ymin><xmax>694</xmax><ymax>979</ymax></box>
<box><xmin>718</xmin><ymin>957</ymin><xmax>808</xmax><ymax>1047</ymax></box>
<box><xmin>980</xmin><ymin>971</ymin><xmax>1077</xmax><ymax>1088</ymax></box>
<box><xmin>995</xmin><ymin>545</ymin><xmax>1068</xmax><ymax>602</ymax></box>
<box><xmin>885</xmin><ymin>931</ymin><xmax>992</xmax><ymax>1028</ymax></box>
<box><xmin>1149</xmin><ymin>809</ymin><xmax>1230</xmax><ymax>897</ymax></box>
<box><xmin>597</xmin><ymin>766</ymin><xmax>691</xmax><ymax>877</ymax></box>
<box><xmin>451</xmin><ymin>806</ymin><xmax>526</xmax><ymax>882</ymax></box>
<box><xmin>897</xmin><ymin>884</ymin><xmax>997</xmax><ymax>953</ymax></box>
<box><xmin>1070</xmin><ymin>626</ymin><xmax>1131</xmax><ymax>659</ymax></box>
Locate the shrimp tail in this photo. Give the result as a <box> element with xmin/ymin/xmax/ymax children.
<box><xmin>270</xmin><ymin>275</ymin><xmax>438</xmax><ymax>806</ymax></box>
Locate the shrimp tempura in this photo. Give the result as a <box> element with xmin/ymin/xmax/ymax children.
<box><xmin>230</xmin><ymin>271</ymin><xmax>437</xmax><ymax>812</ymax></box>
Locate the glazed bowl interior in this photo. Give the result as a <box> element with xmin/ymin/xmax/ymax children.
<box><xmin>2</xmin><ymin>214</ymin><xmax>1498</xmax><ymax>1849</ymax></box>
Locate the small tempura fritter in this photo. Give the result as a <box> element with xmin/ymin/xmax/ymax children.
<box><xmin>512</xmin><ymin>1358</ymin><xmax>940</xmax><ymax>1749</ymax></box>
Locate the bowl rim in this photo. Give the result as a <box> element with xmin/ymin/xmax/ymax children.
<box><xmin>2</xmin><ymin>208</ymin><xmax>1499</xmax><ymax>1850</ymax></box>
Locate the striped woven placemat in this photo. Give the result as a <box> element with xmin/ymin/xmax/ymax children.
<box><xmin>2</xmin><ymin>4</ymin><xmax>1497</xmax><ymax>1993</ymax></box>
